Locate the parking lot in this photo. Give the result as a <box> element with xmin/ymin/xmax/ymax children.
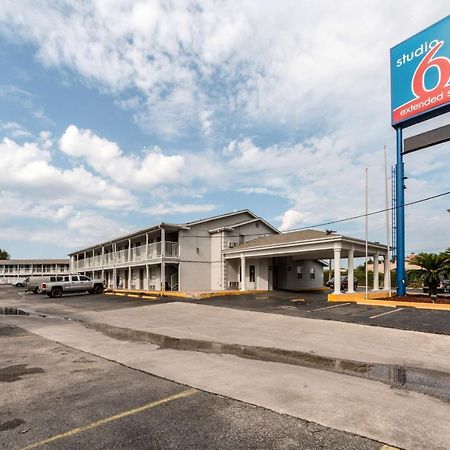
<box><xmin>3</xmin><ymin>285</ymin><xmax>450</xmax><ymax>336</ymax></box>
<box><xmin>3</xmin><ymin>285</ymin><xmax>450</xmax><ymax>448</ymax></box>
<box><xmin>1</xmin><ymin>286</ymin><xmax>385</xmax><ymax>450</ymax></box>
<box><xmin>187</xmin><ymin>291</ymin><xmax>450</xmax><ymax>335</ymax></box>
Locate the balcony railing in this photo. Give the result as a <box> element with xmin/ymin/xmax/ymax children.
<box><xmin>0</xmin><ymin>268</ymin><xmax>69</xmax><ymax>275</ymax></box>
<box><xmin>74</xmin><ymin>241</ymin><xmax>179</xmax><ymax>270</ymax></box>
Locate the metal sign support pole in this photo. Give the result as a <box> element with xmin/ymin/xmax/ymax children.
<box><xmin>395</xmin><ymin>126</ymin><xmax>406</xmax><ymax>296</ymax></box>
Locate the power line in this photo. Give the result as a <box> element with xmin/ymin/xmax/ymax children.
<box><xmin>286</xmin><ymin>190</ymin><xmax>450</xmax><ymax>233</ymax></box>
<box><xmin>177</xmin><ymin>190</ymin><xmax>450</xmax><ymax>238</ymax></box>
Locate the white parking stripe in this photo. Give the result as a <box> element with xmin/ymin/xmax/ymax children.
<box><xmin>369</xmin><ymin>308</ymin><xmax>404</xmax><ymax>319</ymax></box>
<box><xmin>307</xmin><ymin>302</ymin><xmax>351</xmax><ymax>312</ymax></box>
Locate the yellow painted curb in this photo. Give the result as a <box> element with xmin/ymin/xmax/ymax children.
<box><xmin>105</xmin><ymin>289</ymin><xmax>186</xmax><ymax>298</ymax></box>
<box><xmin>104</xmin><ymin>288</ymin><xmax>271</xmax><ymax>300</ymax></box>
<box><xmin>328</xmin><ymin>293</ymin><xmax>450</xmax><ymax>311</ymax></box>
<box><xmin>285</xmin><ymin>287</ymin><xmax>330</xmax><ymax>292</ymax></box>
<box><xmin>194</xmin><ymin>290</ymin><xmax>269</xmax><ymax>299</ymax></box>
<box><xmin>328</xmin><ymin>291</ymin><xmax>391</xmax><ymax>301</ymax></box>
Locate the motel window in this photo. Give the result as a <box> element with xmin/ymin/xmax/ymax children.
<box><xmin>297</xmin><ymin>265</ymin><xmax>303</xmax><ymax>279</ymax></box>
<box><xmin>310</xmin><ymin>267</ymin><xmax>316</xmax><ymax>279</ymax></box>
<box><xmin>249</xmin><ymin>265</ymin><xmax>256</xmax><ymax>283</ymax></box>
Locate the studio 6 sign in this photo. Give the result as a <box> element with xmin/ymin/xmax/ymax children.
<box><xmin>390</xmin><ymin>15</ymin><xmax>450</xmax><ymax>126</ymax></box>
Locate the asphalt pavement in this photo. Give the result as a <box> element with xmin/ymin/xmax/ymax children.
<box><xmin>3</xmin><ymin>285</ymin><xmax>450</xmax><ymax>449</ymax></box>
<box><xmin>0</xmin><ymin>322</ymin><xmax>381</xmax><ymax>450</ymax></box>
<box><xmin>2</xmin><ymin>285</ymin><xmax>450</xmax><ymax>335</ymax></box>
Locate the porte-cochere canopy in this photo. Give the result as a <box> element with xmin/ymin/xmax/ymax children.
<box><xmin>224</xmin><ymin>229</ymin><xmax>389</xmax><ymax>294</ymax></box>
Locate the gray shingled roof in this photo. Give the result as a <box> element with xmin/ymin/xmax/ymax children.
<box><xmin>230</xmin><ymin>229</ymin><xmax>336</xmax><ymax>250</ymax></box>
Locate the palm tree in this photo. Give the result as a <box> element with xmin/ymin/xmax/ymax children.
<box><xmin>0</xmin><ymin>248</ymin><xmax>10</xmax><ymax>260</ymax></box>
<box><xmin>410</xmin><ymin>252</ymin><xmax>448</xmax><ymax>299</ymax></box>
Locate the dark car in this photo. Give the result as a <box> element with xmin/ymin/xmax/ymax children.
<box><xmin>325</xmin><ymin>276</ymin><xmax>358</xmax><ymax>291</ymax></box>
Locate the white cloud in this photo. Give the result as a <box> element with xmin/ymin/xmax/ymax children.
<box><xmin>144</xmin><ymin>202</ymin><xmax>216</xmax><ymax>216</ymax></box>
<box><xmin>0</xmin><ymin>121</ymin><xmax>33</xmax><ymax>138</ymax></box>
<box><xmin>0</xmin><ymin>2</ymin><xmax>449</xmax><ymax>256</ymax></box>
<box><xmin>0</xmin><ymin>192</ymin><xmax>73</xmax><ymax>222</ymax></box>
<box><xmin>1</xmin><ymin>1</ymin><xmax>446</xmax><ymax>139</ymax></box>
<box><xmin>1</xmin><ymin>210</ymin><xmax>131</xmax><ymax>249</ymax></box>
<box><xmin>237</xmin><ymin>187</ymin><xmax>273</xmax><ymax>195</ymax></box>
<box><xmin>279</xmin><ymin>209</ymin><xmax>311</xmax><ymax>231</ymax></box>
<box><xmin>0</xmin><ymin>136</ymin><xmax>136</xmax><ymax>209</ymax></box>
<box><xmin>59</xmin><ymin>125</ymin><xmax>185</xmax><ymax>188</ymax></box>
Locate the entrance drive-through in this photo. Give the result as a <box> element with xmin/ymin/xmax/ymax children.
<box><xmin>225</xmin><ymin>229</ymin><xmax>388</xmax><ymax>294</ymax></box>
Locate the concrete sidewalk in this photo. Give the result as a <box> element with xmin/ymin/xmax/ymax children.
<box><xmin>81</xmin><ymin>302</ymin><xmax>450</xmax><ymax>374</ymax></box>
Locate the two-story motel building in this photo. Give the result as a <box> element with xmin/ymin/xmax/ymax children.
<box><xmin>0</xmin><ymin>259</ymin><xmax>70</xmax><ymax>284</ymax></box>
<box><xmin>69</xmin><ymin>210</ymin><xmax>389</xmax><ymax>294</ymax></box>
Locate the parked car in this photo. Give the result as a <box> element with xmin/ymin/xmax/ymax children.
<box><xmin>40</xmin><ymin>274</ymin><xmax>104</xmax><ymax>298</ymax></box>
<box><xmin>423</xmin><ymin>277</ymin><xmax>450</xmax><ymax>293</ymax></box>
<box><xmin>13</xmin><ymin>279</ymin><xmax>27</xmax><ymax>288</ymax></box>
<box><xmin>325</xmin><ymin>276</ymin><xmax>358</xmax><ymax>291</ymax></box>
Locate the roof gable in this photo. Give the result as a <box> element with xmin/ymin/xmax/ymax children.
<box><xmin>227</xmin><ymin>229</ymin><xmax>335</xmax><ymax>251</ymax></box>
<box><xmin>184</xmin><ymin>209</ymin><xmax>258</xmax><ymax>227</ymax></box>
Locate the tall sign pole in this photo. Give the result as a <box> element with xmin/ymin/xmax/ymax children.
<box><xmin>395</xmin><ymin>128</ymin><xmax>406</xmax><ymax>296</ymax></box>
<box><xmin>383</xmin><ymin>145</ymin><xmax>392</xmax><ymax>297</ymax></box>
<box><xmin>390</xmin><ymin>15</ymin><xmax>450</xmax><ymax>297</ymax></box>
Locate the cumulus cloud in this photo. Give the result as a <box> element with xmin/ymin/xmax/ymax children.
<box><xmin>2</xmin><ymin>1</ymin><xmax>447</xmax><ymax>139</ymax></box>
<box><xmin>1</xmin><ymin>210</ymin><xmax>131</xmax><ymax>249</ymax></box>
<box><xmin>0</xmin><ymin>192</ymin><xmax>73</xmax><ymax>222</ymax></box>
<box><xmin>0</xmin><ymin>136</ymin><xmax>136</xmax><ymax>209</ymax></box>
<box><xmin>144</xmin><ymin>202</ymin><xmax>216</xmax><ymax>216</ymax></box>
<box><xmin>0</xmin><ymin>1</ymin><xmax>449</xmax><ymax>255</ymax></box>
<box><xmin>279</xmin><ymin>209</ymin><xmax>311</xmax><ymax>231</ymax></box>
<box><xmin>59</xmin><ymin>125</ymin><xmax>185</xmax><ymax>188</ymax></box>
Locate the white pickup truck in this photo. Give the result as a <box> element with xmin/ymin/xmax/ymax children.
<box><xmin>40</xmin><ymin>274</ymin><xmax>104</xmax><ymax>298</ymax></box>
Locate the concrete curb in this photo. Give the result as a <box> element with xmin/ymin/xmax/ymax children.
<box><xmin>328</xmin><ymin>294</ymin><xmax>450</xmax><ymax>311</ymax></box>
<box><xmin>86</xmin><ymin>320</ymin><xmax>450</xmax><ymax>402</ymax></box>
<box><xmin>104</xmin><ymin>289</ymin><xmax>270</xmax><ymax>300</ymax></box>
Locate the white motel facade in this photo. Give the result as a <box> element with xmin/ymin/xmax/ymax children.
<box><xmin>68</xmin><ymin>210</ymin><xmax>389</xmax><ymax>294</ymax></box>
<box><xmin>0</xmin><ymin>259</ymin><xmax>70</xmax><ymax>284</ymax></box>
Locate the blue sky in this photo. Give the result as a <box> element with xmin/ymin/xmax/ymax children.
<box><xmin>0</xmin><ymin>1</ymin><xmax>449</xmax><ymax>259</ymax></box>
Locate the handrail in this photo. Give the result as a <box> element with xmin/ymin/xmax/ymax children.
<box><xmin>70</xmin><ymin>241</ymin><xmax>180</xmax><ymax>270</ymax></box>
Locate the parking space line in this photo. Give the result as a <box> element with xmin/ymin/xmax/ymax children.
<box><xmin>21</xmin><ymin>388</ymin><xmax>197</xmax><ymax>450</ymax></box>
<box><xmin>369</xmin><ymin>308</ymin><xmax>404</xmax><ymax>319</ymax></box>
<box><xmin>290</xmin><ymin>298</ymin><xmax>305</xmax><ymax>303</ymax></box>
<box><xmin>307</xmin><ymin>302</ymin><xmax>351</xmax><ymax>312</ymax></box>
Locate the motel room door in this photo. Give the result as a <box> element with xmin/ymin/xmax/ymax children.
<box><xmin>248</xmin><ymin>264</ymin><xmax>256</xmax><ymax>290</ymax></box>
